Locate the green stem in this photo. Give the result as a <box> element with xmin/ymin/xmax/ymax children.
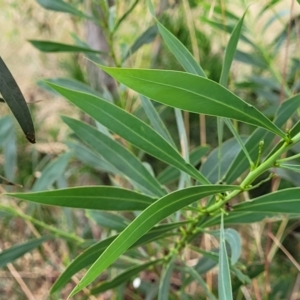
<box><xmin>0</xmin><ymin>204</ymin><xmax>84</xmax><ymax>244</ymax></box>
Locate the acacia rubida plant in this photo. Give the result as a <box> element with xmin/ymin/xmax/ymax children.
<box><xmin>2</xmin><ymin>0</ymin><xmax>300</xmax><ymax>299</ymax></box>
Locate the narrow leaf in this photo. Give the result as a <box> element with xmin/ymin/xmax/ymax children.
<box><xmin>51</xmin><ymin>222</ymin><xmax>184</xmax><ymax>293</ymax></box>
<box><xmin>0</xmin><ymin>57</ymin><xmax>35</xmax><ymax>143</ymax></box>
<box><xmin>140</xmin><ymin>95</ymin><xmax>175</xmax><ymax>147</ymax></box>
<box><xmin>225</xmin><ymin>94</ymin><xmax>300</xmax><ymax>183</ymax></box>
<box><xmin>155</xmin><ymin>19</ymin><xmax>206</xmax><ymax>76</ymax></box>
<box><xmin>233</xmin><ymin>188</ymin><xmax>300</xmax><ymax>214</ymax></box>
<box><xmin>100</xmin><ymin>67</ymin><xmax>285</xmax><ymax>138</ymax></box>
<box><xmin>70</xmin><ymin>185</ymin><xmax>237</xmax><ymax>296</ymax></box>
<box><xmin>218</xmin><ymin>213</ymin><xmax>233</xmax><ymax>300</ymax></box>
<box><xmin>37</xmin><ymin>0</ymin><xmax>89</xmax><ymax>18</ymax></box>
<box><xmin>123</xmin><ymin>25</ymin><xmax>158</xmax><ymax>61</ymax></box>
<box><xmin>29</xmin><ymin>40</ymin><xmax>106</xmax><ymax>54</ymax></box>
<box><xmin>201</xmin><ymin>138</ymin><xmax>247</xmax><ymax>183</ymax></box>
<box><xmin>86</xmin><ymin>211</ymin><xmax>129</xmax><ymax>231</ymax></box>
<box><xmin>67</xmin><ymin>141</ymin><xmax>120</xmax><ymax>174</ymax></box>
<box><xmin>157</xmin><ymin>146</ymin><xmax>210</xmax><ymax>185</ymax></box>
<box><xmin>0</xmin><ymin>236</ymin><xmax>50</xmax><ymax>268</ymax></box>
<box><xmin>158</xmin><ymin>258</ymin><xmax>175</xmax><ymax>300</ymax></box>
<box><xmin>63</xmin><ymin>117</ymin><xmax>166</xmax><ymax>197</ymax></box>
<box><xmin>220</xmin><ymin>12</ymin><xmax>246</xmax><ymax>87</ymax></box>
<box><xmin>279</xmin><ymin>163</ymin><xmax>300</xmax><ymax>174</ymax></box>
<box><xmin>46</xmin><ymin>82</ymin><xmax>209</xmax><ymax>184</ymax></box>
<box><xmin>32</xmin><ymin>152</ymin><xmax>71</xmax><ymax>191</ymax></box>
<box><xmin>7</xmin><ymin>186</ymin><xmax>156</xmax><ymax>211</ymax></box>
<box><xmin>91</xmin><ymin>259</ymin><xmax>161</xmax><ymax>294</ymax></box>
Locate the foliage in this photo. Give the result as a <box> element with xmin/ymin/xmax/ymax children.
<box><xmin>1</xmin><ymin>0</ymin><xmax>300</xmax><ymax>299</ymax></box>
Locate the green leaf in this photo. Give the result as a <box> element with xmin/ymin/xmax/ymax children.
<box><xmin>279</xmin><ymin>163</ymin><xmax>300</xmax><ymax>174</ymax></box>
<box><xmin>32</xmin><ymin>152</ymin><xmax>71</xmax><ymax>191</ymax></box>
<box><xmin>91</xmin><ymin>259</ymin><xmax>161</xmax><ymax>294</ymax></box>
<box><xmin>224</xmin><ymin>94</ymin><xmax>300</xmax><ymax>183</ymax></box>
<box><xmin>46</xmin><ymin>82</ymin><xmax>209</xmax><ymax>184</ymax></box>
<box><xmin>218</xmin><ymin>213</ymin><xmax>233</xmax><ymax>300</ymax></box>
<box><xmin>202</xmin><ymin>211</ymin><xmax>272</xmax><ymax>228</ymax></box>
<box><xmin>233</xmin><ymin>188</ymin><xmax>300</xmax><ymax>214</ymax></box>
<box><xmin>38</xmin><ymin>78</ymin><xmax>103</xmax><ymax>99</ymax></box>
<box><xmin>155</xmin><ymin>18</ymin><xmax>206</xmax><ymax>77</ymax></box>
<box><xmin>180</xmin><ymin>264</ymin><xmax>217</xmax><ymax>300</ymax></box>
<box><xmin>158</xmin><ymin>258</ymin><xmax>175</xmax><ymax>300</ymax></box>
<box><xmin>63</xmin><ymin>117</ymin><xmax>166</xmax><ymax>197</ymax></box>
<box><xmin>29</xmin><ymin>40</ymin><xmax>106</xmax><ymax>54</ymax></box>
<box><xmin>86</xmin><ymin>211</ymin><xmax>129</xmax><ymax>231</ymax></box>
<box><xmin>122</xmin><ymin>25</ymin><xmax>158</xmax><ymax>61</ymax></box>
<box><xmin>208</xmin><ymin>228</ymin><xmax>241</xmax><ymax>265</ymax></box>
<box><xmin>100</xmin><ymin>67</ymin><xmax>285</xmax><ymax>138</ymax></box>
<box><xmin>140</xmin><ymin>95</ymin><xmax>175</xmax><ymax>147</ymax></box>
<box><xmin>201</xmin><ymin>138</ymin><xmax>247</xmax><ymax>183</ymax></box>
<box><xmin>36</xmin><ymin>0</ymin><xmax>90</xmax><ymax>18</ymax></box>
<box><xmin>0</xmin><ymin>57</ymin><xmax>35</xmax><ymax>143</ymax></box>
<box><xmin>67</xmin><ymin>141</ymin><xmax>120</xmax><ymax>174</ymax></box>
<box><xmin>69</xmin><ymin>185</ymin><xmax>237</xmax><ymax>296</ymax></box>
<box><xmin>51</xmin><ymin>222</ymin><xmax>185</xmax><ymax>293</ymax></box>
<box><xmin>7</xmin><ymin>186</ymin><xmax>156</xmax><ymax>211</ymax></box>
<box><xmin>157</xmin><ymin>146</ymin><xmax>210</xmax><ymax>185</ymax></box>
<box><xmin>220</xmin><ymin>11</ymin><xmax>246</xmax><ymax>87</ymax></box>
<box><xmin>0</xmin><ymin>236</ymin><xmax>50</xmax><ymax>268</ymax></box>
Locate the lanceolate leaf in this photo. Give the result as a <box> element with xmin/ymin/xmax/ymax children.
<box><xmin>37</xmin><ymin>0</ymin><xmax>90</xmax><ymax>18</ymax></box>
<box><xmin>158</xmin><ymin>146</ymin><xmax>210</xmax><ymax>185</ymax></box>
<box><xmin>224</xmin><ymin>94</ymin><xmax>300</xmax><ymax>183</ymax></box>
<box><xmin>155</xmin><ymin>19</ymin><xmax>206</xmax><ymax>77</ymax></box>
<box><xmin>140</xmin><ymin>95</ymin><xmax>175</xmax><ymax>147</ymax></box>
<box><xmin>220</xmin><ymin>11</ymin><xmax>246</xmax><ymax>87</ymax></box>
<box><xmin>158</xmin><ymin>258</ymin><xmax>175</xmax><ymax>300</ymax></box>
<box><xmin>122</xmin><ymin>25</ymin><xmax>158</xmax><ymax>61</ymax></box>
<box><xmin>218</xmin><ymin>213</ymin><xmax>233</xmax><ymax>300</ymax></box>
<box><xmin>7</xmin><ymin>187</ymin><xmax>156</xmax><ymax>211</ymax></box>
<box><xmin>100</xmin><ymin>67</ymin><xmax>285</xmax><ymax>138</ymax></box>
<box><xmin>91</xmin><ymin>259</ymin><xmax>162</xmax><ymax>294</ymax></box>
<box><xmin>69</xmin><ymin>185</ymin><xmax>237</xmax><ymax>296</ymax></box>
<box><xmin>29</xmin><ymin>40</ymin><xmax>106</xmax><ymax>54</ymax></box>
<box><xmin>63</xmin><ymin>117</ymin><xmax>166</xmax><ymax>197</ymax></box>
<box><xmin>233</xmin><ymin>188</ymin><xmax>300</xmax><ymax>214</ymax></box>
<box><xmin>46</xmin><ymin>83</ymin><xmax>209</xmax><ymax>184</ymax></box>
<box><xmin>0</xmin><ymin>236</ymin><xmax>51</xmax><ymax>268</ymax></box>
<box><xmin>51</xmin><ymin>222</ymin><xmax>185</xmax><ymax>293</ymax></box>
<box><xmin>31</xmin><ymin>152</ymin><xmax>71</xmax><ymax>191</ymax></box>
<box><xmin>0</xmin><ymin>57</ymin><xmax>35</xmax><ymax>143</ymax></box>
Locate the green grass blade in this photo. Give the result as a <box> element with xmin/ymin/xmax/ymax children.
<box><xmin>91</xmin><ymin>259</ymin><xmax>162</xmax><ymax>294</ymax></box>
<box><xmin>0</xmin><ymin>236</ymin><xmax>51</xmax><ymax>268</ymax></box>
<box><xmin>63</xmin><ymin>117</ymin><xmax>166</xmax><ymax>197</ymax></box>
<box><xmin>46</xmin><ymin>82</ymin><xmax>209</xmax><ymax>184</ymax></box>
<box><xmin>69</xmin><ymin>185</ymin><xmax>237</xmax><ymax>296</ymax></box>
<box><xmin>0</xmin><ymin>57</ymin><xmax>35</xmax><ymax>143</ymax></box>
<box><xmin>7</xmin><ymin>186</ymin><xmax>156</xmax><ymax>211</ymax></box>
<box><xmin>100</xmin><ymin>67</ymin><xmax>285</xmax><ymax>138</ymax></box>
<box><xmin>51</xmin><ymin>222</ymin><xmax>185</xmax><ymax>293</ymax></box>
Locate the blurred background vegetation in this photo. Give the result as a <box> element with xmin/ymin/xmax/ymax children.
<box><xmin>1</xmin><ymin>0</ymin><xmax>300</xmax><ymax>299</ymax></box>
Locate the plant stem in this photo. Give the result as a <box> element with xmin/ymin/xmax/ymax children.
<box><xmin>0</xmin><ymin>204</ymin><xmax>84</xmax><ymax>244</ymax></box>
